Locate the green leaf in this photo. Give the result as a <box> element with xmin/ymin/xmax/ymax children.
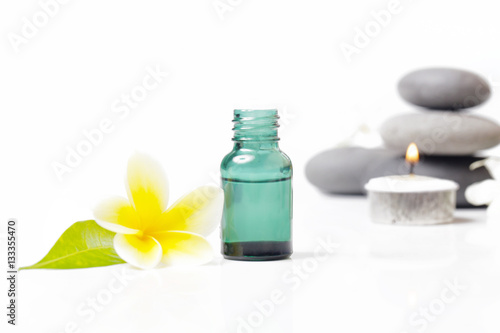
<box><xmin>21</xmin><ymin>220</ymin><xmax>125</xmax><ymax>270</ymax></box>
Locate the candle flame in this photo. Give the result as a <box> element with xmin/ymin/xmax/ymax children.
<box><xmin>406</xmin><ymin>142</ymin><xmax>419</xmax><ymax>164</ymax></box>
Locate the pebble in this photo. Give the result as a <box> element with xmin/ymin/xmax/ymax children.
<box><xmin>398</xmin><ymin>68</ymin><xmax>490</xmax><ymax>110</ymax></box>
<box><xmin>305</xmin><ymin>147</ymin><xmax>398</xmax><ymax>194</ymax></box>
<box><xmin>380</xmin><ymin>112</ymin><xmax>500</xmax><ymax>155</ymax></box>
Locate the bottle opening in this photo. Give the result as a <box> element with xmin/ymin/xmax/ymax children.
<box><xmin>232</xmin><ymin>109</ymin><xmax>280</xmax><ymax>142</ymax></box>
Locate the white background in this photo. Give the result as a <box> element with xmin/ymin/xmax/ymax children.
<box><xmin>2</xmin><ymin>0</ymin><xmax>500</xmax><ymax>332</ymax></box>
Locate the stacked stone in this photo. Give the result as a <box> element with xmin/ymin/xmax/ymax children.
<box><xmin>306</xmin><ymin>68</ymin><xmax>500</xmax><ymax>207</ymax></box>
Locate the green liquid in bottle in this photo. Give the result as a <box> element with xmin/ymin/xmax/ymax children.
<box><xmin>222</xmin><ymin>177</ymin><xmax>292</xmax><ymax>260</ymax></box>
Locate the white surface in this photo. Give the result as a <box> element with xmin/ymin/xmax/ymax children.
<box><xmin>365</xmin><ymin>175</ymin><xmax>459</xmax><ymax>193</ymax></box>
<box><xmin>2</xmin><ymin>0</ymin><xmax>500</xmax><ymax>332</ymax></box>
<box><xmin>8</xmin><ymin>184</ymin><xmax>500</xmax><ymax>333</ymax></box>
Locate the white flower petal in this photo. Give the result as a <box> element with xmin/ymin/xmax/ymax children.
<box><xmin>465</xmin><ymin>179</ymin><xmax>500</xmax><ymax>206</ymax></box>
<box><xmin>154</xmin><ymin>231</ymin><xmax>213</xmax><ymax>267</ymax></box>
<box><xmin>471</xmin><ymin>157</ymin><xmax>500</xmax><ymax>180</ymax></box>
<box><xmin>114</xmin><ymin>234</ymin><xmax>162</xmax><ymax>269</ymax></box>
<box><xmin>151</xmin><ymin>186</ymin><xmax>224</xmax><ymax>236</ymax></box>
<box><xmin>93</xmin><ymin>196</ymin><xmax>141</xmax><ymax>234</ymax></box>
<box><xmin>126</xmin><ymin>153</ymin><xmax>169</xmax><ymax>230</ymax></box>
<box><xmin>96</xmin><ymin>220</ymin><xmax>140</xmax><ymax>235</ymax></box>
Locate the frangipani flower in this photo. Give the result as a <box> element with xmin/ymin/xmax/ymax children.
<box><xmin>465</xmin><ymin>157</ymin><xmax>500</xmax><ymax>217</ymax></box>
<box><xmin>93</xmin><ymin>153</ymin><xmax>224</xmax><ymax>269</ymax></box>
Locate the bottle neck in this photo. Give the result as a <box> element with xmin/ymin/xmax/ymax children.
<box><xmin>232</xmin><ymin>109</ymin><xmax>280</xmax><ymax>146</ymax></box>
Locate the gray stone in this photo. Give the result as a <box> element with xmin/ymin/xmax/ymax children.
<box><xmin>398</xmin><ymin>68</ymin><xmax>490</xmax><ymax>110</ymax></box>
<box><xmin>380</xmin><ymin>112</ymin><xmax>500</xmax><ymax>155</ymax></box>
<box><xmin>305</xmin><ymin>147</ymin><xmax>491</xmax><ymax>207</ymax></box>
<box><xmin>360</xmin><ymin>154</ymin><xmax>491</xmax><ymax>208</ymax></box>
<box><xmin>305</xmin><ymin>147</ymin><xmax>398</xmax><ymax>194</ymax></box>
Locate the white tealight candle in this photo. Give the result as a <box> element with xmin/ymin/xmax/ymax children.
<box><xmin>364</xmin><ymin>143</ymin><xmax>459</xmax><ymax>225</ymax></box>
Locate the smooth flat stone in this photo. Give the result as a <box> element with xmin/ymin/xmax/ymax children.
<box><xmin>305</xmin><ymin>147</ymin><xmax>399</xmax><ymax>194</ymax></box>
<box><xmin>398</xmin><ymin>68</ymin><xmax>490</xmax><ymax>110</ymax></box>
<box><xmin>361</xmin><ymin>155</ymin><xmax>491</xmax><ymax>207</ymax></box>
<box><xmin>380</xmin><ymin>112</ymin><xmax>500</xmax><ymax>155</ymax></box>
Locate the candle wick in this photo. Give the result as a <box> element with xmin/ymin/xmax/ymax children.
<box><xmin>409</xmin><ymin>163</ymin><xmax>415</xmax><ymax>175</ymax></box>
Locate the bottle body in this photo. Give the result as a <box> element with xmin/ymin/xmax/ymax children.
<box><xmin>221</xmin><ymin>109</ymin><xmax>293</xmax><ymax>260</ymax></box>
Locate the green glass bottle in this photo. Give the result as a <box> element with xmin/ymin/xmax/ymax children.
<box><xmin>221</xmin><ymin>109</ymin><xmax>293</xmax><ymax>261</ymax></box>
